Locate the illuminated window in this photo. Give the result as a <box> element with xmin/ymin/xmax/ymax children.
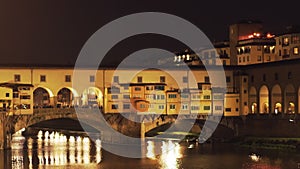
<box><xmin>283</xmin><ymin>37</ymin><xmax>289</xmax><ymax>46</ymax></box>
<box><xmin>293</xmin><ymin>47</ymin><xmax>299</xmax><ymax>55</ymax></box>
<box><xmin>40</xmin><ymin>75</ymin><xmax>46</xmax><ymax>82</ymax></box>
<box><xmin>65</xmin><ymin>75</ymin><xmax>71</xmax><ymax>82</ymax></box>
<box><xmin>14</xmin><ymin>74</ymin><xmax>21</xmax><ymax>82</ymax></box>
<box><xmin>291</xmin><ymin>36</ymin><xmax>300</xmax><ymax>44</ymax></box>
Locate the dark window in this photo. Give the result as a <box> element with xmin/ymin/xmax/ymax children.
<box><xmin>14</xmin><ymin>74</ymin><xmax>21</xmax><ymax>82</ymax></box>
<box><xmin>20</xmin><ymin>95</ymin><xmax>31</xmax><ymax>99</ymax></box>
<box><xmin>154</xmin><ymin>85</ymin><xmax>165</xmax><ymax>90</ymax></box>
<box><xmin>123</xmin><ymin>104</ymin><xmax>130</xmax><ymax>109</ymax></box>
<box><xmin>160</xmin><ymin>76</ymin><xmax>165</xmax><ymax>83</ymax></box>
<box><xmin>40</xmin><ymin>75</ymin><xmax>46</xmax><ymax>82</ymax></box>
<box><xmin>223</xmin><ymin>60</ymin><xmax>227</xmax><ymax>65</ymax></box>
<box><xmin>236</xmin><ymin>108</ymin><xmax>239</xmax><ymax>112</ymax></box>
<box><xmin>123</xmin><ymin>95</ymin><xmax>130</xmax><ymax>99</ymax></box>
<box><xmin>243</xmin><ymin>78</ymin><xmax>247</xmax><ymax>83</ymax></box>
<box><xmin>251</xmin><ymin>75</ymin><xmax>254</xmax><ymax>83</ymax></box>
<box><xmin>183</xmin><ymin>76</ymin><xmax>188</xmax><ymax>83</ymax></box>
<box><xmin>244</xmin><ymin>90</ymin><xmax>247</xmax><ymax>94</ymax></box>
<box><xmin>135</xmin><ymin>87</ymin><xmax>141</xmax><ymax>91</ymax></box>
<box><xmin>225</xmin><ymin>108</ymin><xmax>231</xmax><ymax>112</ymax></box>
<box><xmin>288</xmin><ymin>72</ymin><xmax>292</xmax><ymax>79</ymax></box>
<box><xmin>279</xmin><ymin>50</ymin><xmax>281</xmax><ymax>56</ymax></box>
<box><xmin>65</xmin><ymin>75</ymin><xmax>71</xmax><ymax>82</ymax></box>
<box><xmin>111</xmin><ymin>95</ymin><xmax>118</xmax><ymax>99</ymax></box>
<box><xmin>275</xmin><ymin>73</ymin><xmax>278</xmax><ymax>80</ymax></box>
<box><xmin>90</xmin><ymin>75</ymin><xmax>95</xmax><ymax>82</ymax></box>
<box><xmin>112</xmin><ymin>104</ymin><xmax>118</xmax><ymax>109</ymax></box>
<box><xmin>113</xmin><ymin>76</ymin><xmax>119</xmax><ymax>83</ymax></box>
<box><xmin>263</xmin><ymin>74</ymin><xmax>266</xmax><ymax>82</ymax></box>
<box><xmin>168</xmin><ymin>94</ymin><xmax>177</xmax><ymax>98</ymax></box>
<box><xmin>137</xmin><ymin>76</ymin><xmax>143</xmax><ymax>83</ymax></box>
<box><xmin>244</xmin><ymin>102</ymin><xmax>247</xmax><ymax>106</ymax></box>
<box><xmin>5</xmin><ymin>93</ymin><xmax>9</xmax><ymax>97</ymax></box>
<box><xmin>204</xmin><ymin>76</ymin><xmax>210</xmax><ymax>83</ymax></box>
<box><xmin>236</xmin><ymin>99</ymin><xmax>239</xmax><ymax>103</ymax></box>
<box><xmin>169</xmin><ymin>104</ymin><xmax>176</xmax><ymax>109</ymax></box>
<box><xmin>204</xmin><ymin>106</ymin><xmax>210</xmax><ymax>110</ymax></box>
<box><xmin>13</xmin><ymin>92</ymin><xmax>19</xmax><ymax>98</ymax></box>
<box><xmin>203</xmin><ymin>95</ymin><xmax>210</xmax><ymax>99</ymax></box>
<box><xmin>226</xmin><ymin>76</ymin><xmax>231</xmax><ymax>83</ymax></box>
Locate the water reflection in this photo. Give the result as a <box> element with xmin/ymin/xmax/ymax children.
<box><xmin>10</xmin><ymin>129</ymin><xmax>102</xmax><ymax>168</ymax></box>
<box><xmin>146</xmin><ymin>140</ymin><xmax>182</xmax><ymax>169</ymax></box>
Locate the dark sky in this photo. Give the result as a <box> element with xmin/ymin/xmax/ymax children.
<box><xmin>0</xmin><ymin>0</ymin><xmax>299</xmax><ymax>66</ymax></box>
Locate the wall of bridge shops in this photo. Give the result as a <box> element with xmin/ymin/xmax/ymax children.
<box><xmin>0</xmin><ymin>67</ymin><xmax>236</xmax><ymax>114</ymax></box>
<box><xmin>244</xmin><ymin>59</ymin><xmax>300</xmax><ymax>114</ymax></box>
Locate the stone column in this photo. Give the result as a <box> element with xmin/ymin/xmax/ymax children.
<box><xmin>0</xmin><ymin>113</ymin><xmax>11</xmax><ymax>150</ymax></box>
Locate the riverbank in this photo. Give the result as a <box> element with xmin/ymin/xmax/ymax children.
<box><xmin>233</xmin><ymin>136</ymin><xmax>300</xmax><ymax>152</ymax></box>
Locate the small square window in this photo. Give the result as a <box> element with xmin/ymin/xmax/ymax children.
<box><xmin>113</xmin><ymin>76</ymin><xmax>119</xmax><ymax>83</ymax></box>
<box><xmin>14</xmin><ymin>74</ymin><xmax>21</xmax><ymax>82</ymax></box>
<box><xmin>183</xmin><ymin>76</ymin><xmax>188</xmax><ymax>83</ymax></box>
<box><xmin>90</xmin><ymin>75</ymin><xmax>95</xmax><ymax>82</ymax></box>
<box><xmin>204</xmin><ymin>76</ymin><xmax>210</xmax><ymax>83</ymax></box>
<box><xmin>40</xmin><ymin>75</ymin><xmax>46</xmax><ymax>82</ymax></box>
<box><xmin>5</xmin><ymin>93</ymin><xmax>9</xmax><ymax>97</ymax></box>
<box><xmin>65</xmin><ymin>75</ymin><xmax>71</xmax><ymax>82</ymax></box>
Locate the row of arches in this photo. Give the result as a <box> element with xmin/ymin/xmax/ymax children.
<box><xmin>249</xmin><ymin>84</ymin><xmax>298</xmax><ymax>114</ymax></box>
<box><xmin>33</xmin><ymin>87</ymin><xmax>103</xmax><ymax>108</ymax></box>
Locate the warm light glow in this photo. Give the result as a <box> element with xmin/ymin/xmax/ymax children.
<box><xmin>159</xmin><ymin>140</ymin><xmax>182</xmax><ymax>169</ymax></box>
<box><xmin>249</xmin><ymin>153</ymin><xmax>261</xmax><ymax>162</ymax></box>
<box><xmin>146</xmin><ymin>141</ymin><xmax>156</xmax><ymax>160</ymax></box>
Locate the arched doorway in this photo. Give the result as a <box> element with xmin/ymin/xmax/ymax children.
<box><xmin>251</xmin><ymin>103</ymin><xmax>257</xmax><ymax>114</ymax></box>
<box><xmin>57</xmin><ymin>88</ymin><xmax>73</xmax><ymax>108</ymax></box>
<box><xmin>249</xmin><ymin>87</ymin><xmax>257</xmax><ymax>113</ymax></box>
<box><xmin>285</xmin><ymin>84</ymin><xmax>296</xmax><ymax>114</ymax></box>
<box><xmin>288</xmin><ymin>102</ymin><xmax>295</xmax><ymax>114</ymax></box>
<box><xmin>274</xmin><ymin>102</ymin><xmax>282</xmax><ymax>114</ymax></box>
<box><xmin>271</xmin><ymin>85</ymin><xmax>282</xmax><ymax>114</ymax></box>
<box><xmin>33</xmin><ymin>87</ymin><xmax>51</xmax><ymax>108</ymax></box>
<box><xmin>259</xmin><ymin>85</ymin><xmax>269</xmax><ymax>113</ymax></box>
<box><xmin>82</xmin><ymin>87</ymin><xmax>103</xmax><ymax>107</ymax></box>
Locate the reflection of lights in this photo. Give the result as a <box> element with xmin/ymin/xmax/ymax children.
<box><xmin>146</xmin><ymin>141</ymin><xmax>156</xmax><ymax>160</ymax></box>
<box><xmin>45</xmin><ymin>131</ymin><xmax>49</xmax><ymax>139</ymax></box>
<box><xmin>83</xmin><ymin>137</ymin><xmax>90</xmax><ymax>164</ymax></box>
<box><xmin>160</xmin><ymin>140</ymin><xmax>182</xmax><ymax>169</ymax></box>
<box><xmin>249</xmin><ymin>153</ymin><xmax>261</xmax><ymax>162</ymax></box>
<box><xmin>95</xmin><ymin>139</ymin><xmax>102</xmax><ymax>163</ymax></box>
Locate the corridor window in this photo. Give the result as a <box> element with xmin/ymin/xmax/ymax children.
<box><xmin>137</xmin><ymin>76</ymin><xmax>143</xmax><ymax>83</ymax></box>
<box><xmin>65</xmin><ymin>75</ymin><xmax>71</xmax><ymax>82</ymax></box>
<box><xmin>14</xmin><ymin>74</ymin><xmax>21</xmax><ymax>82</ymax></box>
<box><xmin>89</xmin><ymin>75</ymin><xmax>95</xmax><ymax>82</ymax></box>
<box><xmin>168</xmin><ymin>94</ymin><xmax>177</xmax><ymax>98</ymax></box>
<box><xmin>169</xmin><ymin>104</ymin><xmax>176</xmax><ymax>109</ymax></box>
<box><xmin>40</xmin><ymin>75</ymin><xmax>46</xmax><ymax>82</ymax></box>
<box><xmin>160</xmin><ymin>76</ymin><xmax>165</xmax><ymax>83</ymax></box>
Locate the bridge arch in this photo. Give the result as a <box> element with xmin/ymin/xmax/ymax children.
<box><xmin>249</xmin><ymin>86</ymin><xmax>257</xmax><ymax>114</ymax></box>
<box><xmin>271</xmin><ymin>84</ymin><xmax>282</xmax><ymax>114</ymax></box>
<box><xmin>259</xmin><ymin>85</ymin><xmax>269</xmax><ymax>113</ymax></box>
<box><xmin>81</xmin><ymin>87</ymin><xmax>103</xmax><ymax>107</ymax></box>
<box><xmin>285</xmin><ymin>84</ymin><xmax>296</xmax><ymax>114</ymax></box>
<box><xmin>33</xmin><ymin>86</ymin><xmax>54</xmax><ymax>108</ymax></box>
<box><xmin>57</xmin><ymin>87</ymin><xmax>79</xmax><ymax>107</ymax></box>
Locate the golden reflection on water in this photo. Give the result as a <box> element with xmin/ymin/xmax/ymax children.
<box><xmin>11</xmin><ymin>129</ymin><xmax>102</xmax><ymax>168</ymax></box>
<box><xmin>146</xmin><ymin>140</ymin><xmax>182</xmax><ymax>169</ymax></box>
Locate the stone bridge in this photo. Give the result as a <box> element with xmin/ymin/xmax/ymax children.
<box><xmin>0</xmin><ymin>108</ymin><xmax>240</xmax><ymax>149</ymax></box>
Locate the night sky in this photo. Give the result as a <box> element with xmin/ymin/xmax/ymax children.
<box><xmin>0</xmin><ymin>0</ymin><xmax>299</xmax><ymax>66</ymax></box>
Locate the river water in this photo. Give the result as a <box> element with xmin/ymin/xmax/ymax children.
<box><xmin>1</xmin><ymin>129</ymin><xmax>300</xmax><ymax>169</ymax></box>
